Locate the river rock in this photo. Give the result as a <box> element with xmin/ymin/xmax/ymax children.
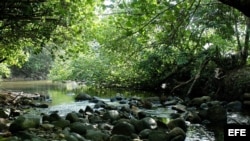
<box><xmin>226</xmin><ymin>100</ymin><xmax>242</xmax><ymax>112</ymax></box>
<box><xmin>85</xmin><ymin>129</ymin><xmax>109</xmax><ymax>141</ymax></box>
<box><xmin>75</xmin><ymin>93</ymin><xmax>92</xmax><ymax>101</ymax></box>
<box><xmin>172</xmin><ymin>104</ymin><xmax>187</xmax><ymax>113</ymax></box>
<box><xmin>189</xmin><ymin>96</ymin><xmax>211</xmax><ymax>107</ymax></box>
<box><xmin>98</xmin><ymin>123</ymin><xmax>113</xmax><ymax>130</ymax></box>
<box><xmin>103</xmin><ymin>110</ymin><xmax>120</xmax><ymax>121</ymax></box>
<box><xmin>167</xmin><ymin>118</ymin><xmax>187</xmax><ymax>132</ymax></box>
<box><xmin>66</xmin><ymin>112</ymin><xmax>80</xmax><ymax>123</ymax></box>
<box><xmin>64</xmin><ymin>134</ymin><xmax>79</xmax><ymax>141</ymax></box>
<box><xmin>138</xmin><ymin>129</ymin><xmax>152</xmax><ymax>139</ymax></box>
<box><xmin>137</xmin><ymin>111</ymin><xmax>147</xmax><ymax>119</ymax></box>
<box><xmin>51</xmin><ymin>119</ymin><xmax>70</xmax><ymax>129</ymax></box>
<box><xmin>170</xmin><ymin>113</ymin><xmax>181</xmax><ymax>119</ymax></box>
<box><xmin>148</xmin><ymin>130</ymin><xmax>168</xmax><ymax>141</ymax></box>
<box><xmin>119</xmin><ymin>99</ymin><xmax>128</xmax><ymax>104</ymax></box>
<box><xmin>69</xmin><ymin>122</ymin><xmax>88</xmax><ymax>135</ymax></box>
<box><xmin>111</xmin><ymin>121</ymin><xmax>135</xmax><ymax>136</ymax></box>
<box><xmin>167</xmin><ymin>127</ymin><xmax>186</xmax><ymax>141</ymax></box>
<box><xmin>9</xmin><ymin>115</ymin><xmax>40</xmax><ymax>133</ymax></box>
<box><xmin>131</xmin><ymin>119</ymin><xmax>144</xmax><ymax>133</ymax></box>
<box><xmin>207</xmin><ymin>104</ymin><xmax>227</xmax><ymax>123</ymax></box>
<box><xmin>40</xmin><ymin>123</ymin><xmax>54</xmax><ymax>130</ymax></box>
<box><xmin>114</xmin><ymin>93</ymin><xmax>124</xmax><ymax>101</ymax></box>
<box><xmin>85</xmin><ymin>105</ymin><xmax>94</xmax><ymax>113</ymax></box>
<box><xmin>186</xmin><ymin>111</ymin><xmax>201</xmax><ymax>124</ymax></box>
<box><xmin>0</xmin><ymin>108</ymin><xmax>9</xmax><ymax>118</ymax></box>
<box><xmin>141</xmin><ymin>100</ymin><xmax>153</xmax><ymax>109</ymax></box>
<box><xmin>15</xmin><ymin>131</ymin><xmax>47</xmax><ymax>141</ymax></box>
<box><xmin>70</xmin><ymin>132</ymin><xmax>89</xmax><ymax>141</ymax></box>
<box><xmin>141</xmin><ymin>117</ymin><xmax>157</xmax><ymax>130</ymax></box>
<box><xmin>88</xmin><ymin>114</ymin><xmax>102</xmax><ymax>123</ymax></box>
<box><xmin>37</xmin><ymin>103</ymin><xmax>49</xmax><ymax>108</ymax></box>
<box><xmin>94</xmin><ymin>100</ymin><xmax>107</xmax><ymax>108</ymax></box>
<box><xmin>48</xmin><ymin>112</ymin><xmax>61</xmax><ymax>122</ymax></box>
<box><xmin>110</xmin><ymin>134</ymin><xmax>132</xmax><ymax>141</ymax></box>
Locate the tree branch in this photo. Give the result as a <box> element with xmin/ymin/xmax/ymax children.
<box><xmin>0</xmin><ymin>58</ymin><xmax>7</xmax><ymax>63</ymax></box>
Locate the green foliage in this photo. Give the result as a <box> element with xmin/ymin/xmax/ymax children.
<box><xmin>47</xmin><ymin>0</ymin><xmax>249</xmax><ymax>91</ymax></box>
<box><xmin>1</xmin><ymin>0</ymin><xmax>249</xmax><ymax>92</ymax></box>
<box><xmin>0</xmin><ymin>63</ymin><xmax>10</xmax><ymax>78</ymax></box>
<box><xmin>0</xmin><ymin>0</ymin><xmax>62</xmax><ymax>65</ymax></box>
<box><xmin>11</xmin><ymin>49</ymin><xmax>53</xmax><ymax>80</ymax></box>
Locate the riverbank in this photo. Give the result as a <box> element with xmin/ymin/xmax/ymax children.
<box><xmin>0</xmin><ymin>91</ymin><xmax>189</xmax><ymax>141</ymax></box>
<box><xmin>1</xmin><ymin>82</ymin><xmax>250</xmax><ymax>140</ymax></box>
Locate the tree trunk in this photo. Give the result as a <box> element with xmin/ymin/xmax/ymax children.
<box><xmin>240</xmin><ymin>17</ymin><xmax>250</xmax><ymax>65</ymax></box>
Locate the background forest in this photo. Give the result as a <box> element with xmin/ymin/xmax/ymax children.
<box><xmin>1</xmin><ymin>0</ymin><xmax>250</xmax><ymax>100</ymax></box>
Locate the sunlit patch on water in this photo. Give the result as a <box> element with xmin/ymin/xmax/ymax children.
<box><xmin>39</xmin><ymin>101</ymin><xmax>95</xmax><ymax>117</ymax></box>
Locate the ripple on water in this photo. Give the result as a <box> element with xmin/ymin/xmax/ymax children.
<box><xmin>143</xmin><ymin>107</ymin><xmax>176</xmax><ymax>118</ymax></box>
<box><xmin>227</xmin><ymin>111</ymin><xmax>250</xmax><ymax>125</ymax></box>
<box><xmin>40</xmin><ymin>101</ymin><xmax>95</xmax><ymax>117</ymax></box>
<box><xmin>185</xmin><ymin>124</ymin><xmax>215</xmax><ymax>141</ymax></box>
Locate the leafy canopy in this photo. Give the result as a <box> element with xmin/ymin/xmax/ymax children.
<box><xmin>49</xmin><ymin>0</ymin><xmax>249</xmax><ymax>90</ymax></box>
<box><xmin>1</xmin><ymin>0</ymin><xmax>250</xmax><ymax>91</ymax></box>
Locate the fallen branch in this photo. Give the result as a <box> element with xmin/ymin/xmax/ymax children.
<box><xmin>9</xmin><ymin>92</ymin><xmax>23</xmax><ymax>105</ymax></box>
<box><xmin>170</xmin><ymin>78</ymin><xmax>194</xmax><ymax>94</ymax></box>
<box><xmin>187</xmin><ymin>58</ymin><xmax>210</xmax><ymax>96</ymax></box>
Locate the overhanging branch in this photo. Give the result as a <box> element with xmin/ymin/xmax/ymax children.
<box><xmin>218</xmin><ymin>0</ymin><xmax>250</xmax><ymax>17</ymax></box>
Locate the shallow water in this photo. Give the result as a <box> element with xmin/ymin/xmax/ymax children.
<box><xmin>0</xmin><ymin>80</ymin><xmax>235</xmax><ymax>141</ymax></box>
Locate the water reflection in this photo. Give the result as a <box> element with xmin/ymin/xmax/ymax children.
<box><xmin>0</xmin><ymin>80</ymin><xmax>155</xmax><ymax>106</ymax></box>
<box><xmin>0</xmin><ymin>80</ymin><xmax>72</xmax><ymax>105</ymax></box>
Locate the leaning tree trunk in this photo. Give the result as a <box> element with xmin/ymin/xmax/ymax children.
<box><xmin>240</xmin><ymin>17</ymin><xmax>250</xmax><ymax>65</ymax></box>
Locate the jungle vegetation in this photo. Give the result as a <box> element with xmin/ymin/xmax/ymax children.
<box><xmin>1</xmin><ymin>0</ymin><xmax>250</xmax><ymax>97</ymax></box>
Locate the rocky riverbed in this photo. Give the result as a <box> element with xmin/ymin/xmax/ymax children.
<box><xmin>0</xmin><ymin>91</ymin><xmax>249</xmax><ymax>141</ymax></box>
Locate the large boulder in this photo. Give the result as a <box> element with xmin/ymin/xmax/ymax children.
<box><xmin>111</xmin><ymin>121</ymin><xmax>135</xmax><ymax>136</ymax></box>
<box><xmin>207</xmin><ymin>104</ymin><xmax>227</xmax><ymax>123</ymax></box>
<box><xmin>167</xmin><ymin>127</ymin><xmax>186</xmax><ymax>141</ymax></box>
<box><xmin>75</xmin><ymin>93</ymin><xmax>92</xmax><ymax>101</ymax></box>
<box><xmin>218</xmin><ymin>67</ymin><xmax>250</xmax><ymax>101</ymax></box>
<box><xmin>69</xmin><ymin>122</ymin><xmax>88</xmax><ymax>135</ymax></box>
<box><xmin>65</xmin><ymin>112</ymin><xmax>80</xmax><ymax>123</ymax></box>
<box><xmin>167</xmin><ymin>118</ymin><xmax>187</xmax><ymax>132</ymax></box>
<box><xmin>9</xmin><ymin>115</ymin><xmax>40</xmax><ymax>133</ymax></box>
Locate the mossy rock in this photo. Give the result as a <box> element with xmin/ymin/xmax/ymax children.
<box><xmin>217</xmin><ymin>66</ymin><xmax>250</xmax><ymax>101</ymax></box>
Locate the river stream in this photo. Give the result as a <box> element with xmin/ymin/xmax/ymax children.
<box><xmin>1</xmin><ymin>80</ymin><xmax>246</xmax><ymax>141</ymax></box>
